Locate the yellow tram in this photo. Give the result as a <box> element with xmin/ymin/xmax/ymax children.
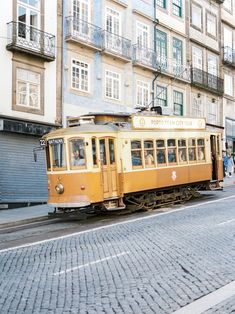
<box><xmin>41</xmin><ymin>112</ymin><xmax>223</xmax><ymax>215</ymax></box>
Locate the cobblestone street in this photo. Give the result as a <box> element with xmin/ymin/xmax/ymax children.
<box><xmin>1</xmin><ymin>193</ymin><xmax>235</xmax><ymax>313</ymax></box>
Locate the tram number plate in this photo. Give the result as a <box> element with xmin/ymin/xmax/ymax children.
<box><xmin>39</xmin><ymin>139</ymin><xmax>46</xmax><ymax>147</ymax></box>
<box><xmin>48</xmin><ymin>138</ymin><xmax>64</xmax><ymax>145</ymax></box>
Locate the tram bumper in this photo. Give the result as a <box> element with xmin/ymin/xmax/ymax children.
<box><xmin>49</xmin><ymin>195</ymin><xmax>91</xmax><ymax>208</ymax></box>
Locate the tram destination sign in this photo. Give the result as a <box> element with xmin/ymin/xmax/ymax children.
<box><xmin>132</xmin><ymin>115</ymin><xmax>206</xmax><ymax>130</ymax></box>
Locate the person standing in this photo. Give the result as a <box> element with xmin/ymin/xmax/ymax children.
<box><xmin>227</xmin><ymin>154</ymin><xmax>234</xmax><ymax>177</ymax></box>
<box><xmin>223</xmin><ymin>151</ymin><xmax>228</xmax><ymax>177</ymax></box>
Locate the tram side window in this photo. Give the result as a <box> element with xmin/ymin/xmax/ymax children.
<box><xmin>197</xmin><ymin>139</ymin><xmax>205</xmax><ymax>161</ymax></box>
<box><xmin>109</xmin><ymin>139</ymin><xmax>115</xmax><ymax>164</ymax></box>
<box><xmin>156</xmin><ymin>140</ymin><xmax>166</xmax><ymax>164</ymax></box>
<box><xmin>131</xmin><ymin>140</ymin><xmax>142</xmax><ymax>167</ymax></box>
<box><xmin>167</xmin><ymin>139</ymin><xmax>177</xmax><ymax>163</ymax></box>
<box><xmin>144</xmin><ymin>140</ymin><xmax>154</xmax><ymax>167</ymax></box>
<box><xmin>51</xmin><ymin>142</ymin><xmax>66</xmax><ymax>169</ymax></box>
<box><xmin>69</xmin><ymin>138</ymin><xmax>86</xmax><ymax>168</ymax></box>
<box><xmin>188</xmin><ymin>138</ymin><xmax>196</xmax><ymax>161</ymax></box>
<box><xmin>178</xmin><ymin>139</ymin><xmax>187</xmax><ymax>163</ymax></box>
<box><xmin>92</xmin><ymin>138</ymin><xmax>97</xmax><ymax>166</ymax></box>
<box><xmin>99</xmin><ymin>139</ymin><xmax>107</xmax><ymax>165</ymax></box>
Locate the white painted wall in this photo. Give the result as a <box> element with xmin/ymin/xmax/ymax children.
<box><xmin>0</xmin><ymin>1</ymin><xmax>57</xmax><ymax>125</ymax></box>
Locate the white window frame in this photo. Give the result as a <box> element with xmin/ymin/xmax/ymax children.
<box><xmin>207</xmin><ymin>12</ymin><xmax>216</xmax><ymax>37</ymax></box>
<box><xmin>207</xmin><ymin>101</ymin><xmax>217</xmax><ymax>125</ymax></box>
<box><xmin>17</xmin><ymin>0</ymin><xmax>40</xmax><ymax>44</ymax></box>
<box><xmin>136</xmin><ymin>22</ymin><xmax>149</xmax><ymax>48</ymax></box>
<box><xmin>207</xmin><ymin>54</ymin><xmax>217</xmax><ymax>76</ymax></box>
<box><xmin>136</xmin><ymin>80</ymin><xmax>150</xmax><ymax>107</ymax></box>
<box><xmin>73</xmin><ymin>0</ymin><xmax>90</xmax><ymax>22</ymax></box>
<box><xmin>105</xmin><ymin>70</ymin><xmax>121</xmax><ymax>101</ymax></box>
<box><xmin>223</xmin><ymin>0</ymin><xmax>232</xmax><ymax>12</ymax></box>
<box><xmin>71</xmin><ymin>59</ymin><xmax>90</xmax><ymax>93</ymax></box>
<box><xmin>192</xmin><ymin>97</ymin><xmax>203</xmax><ymax>117</ymax></box>
<box><xmin>191</xmin><ymin>3</ymin><xmax>202</xmax><ymax>30</ymax></box>
<box><xmin>192</xmin><ymin>46</ymin><xmax>203</xmax><ymax>69</ymax></box>
<box><xmin>224</xmin><ymin>27</ymin><xmax>232</xmax><ymax>48</ymax></box>
<box><xmin>224</xmin><ymin>74</ymin><xmax>233</xmax><ymax>97</ymax></box>
<box><xmin>16</xmin><ymin>68</ymin><xmax>40</xmax><ymax>109</ymax></box>
<box><xmin>105</xmin><ymin>7</ymin><xmax>121</xmax><ymax>35</ymax></box>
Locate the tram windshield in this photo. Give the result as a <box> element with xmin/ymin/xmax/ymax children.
<box><xmin>69</xmin><ymin>138</ymin><xmax>86</xmax><ymax>168</ymax></box>
<box><xmin>50</xmin><ymin>139</ymin><xmax>66</xmax><ymax>169</ymax></box>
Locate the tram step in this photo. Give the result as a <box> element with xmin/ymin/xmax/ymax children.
<box><xmin>103</xmin><ymin>199</ymin><xmax>126</xmax><ymax>211</ymax></box>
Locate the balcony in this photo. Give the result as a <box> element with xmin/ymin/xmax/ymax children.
<box><xmin>6</xmin><ymin>21</ymin><xmax>55</xmax><ymax>61</ymax></box>
<box><xmin>132</xmin><ymin>44</ymin><xmax>158</xmax><ymax>71</ymax></box>
<box><xmin>223</xmin><ymin>46</ymin><xmax>235</xmax><ymax>68</ymax></box>
<box><xmin>156</xmin><ymin>57</ymin><xmax>191</xmax><ymax>81</ymax></box>
<box><xmin>191</xmin><ymin>68</ymin><xmax>224</xmax><ymax>95</ymax></box>
<box><xmin>102</xmin><ymin>30</ymin><xmax>131</xmax><ymax>62</ymax></box>
<box><xmin>65</xmin><ymin>17</ymin><xmax>102</xmax><ymax>50</ymax></box>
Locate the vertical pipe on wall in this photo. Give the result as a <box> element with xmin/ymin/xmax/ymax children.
<box><xmin>151</xmin><ymin>0</ymin><xmax>158</xmax><ymax>109</ymax></box>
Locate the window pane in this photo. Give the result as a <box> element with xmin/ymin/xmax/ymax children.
<box><xmin>156</xmin><ymin>85</ymin><xmax>167</xmax><ymax>107</ymax></box>
<box><xmin>192</xmin><ymin>4</ymin><xmax>201</xmax><ymax>28</ymax></box>
<box><xmin>51</xmin><ymin>143</ymin><xmax>66</xmax><ymax>168</ymax></box>
<box><xmin>167</xmin><ymin>139</ymin><xmax>176</xmax><ymax>163</ymax></box>
<box><xmin>92</xmin><ymin>138</ymin><xmax>97</xmax><ymax>166</ymax></box>
<box><xmin>17</xmin><ymin>68</ymin><xmax>40</xmax><ymax>108</ymax></box>
<box><xmin>109</xmin><ymin>139</ymin><xmax>115</xmax><ymax>164</ymax></box>
<box><xmin>99</xmin><ymin>139</ymin><xmax>107</xmax><ymax>165</ymax></box>
<box><xmin>70</xmin><ymin>139</ymin><xmax>86</xmax><ymax>167</ymax></box>
<box><xmin>172</xmin><ymin>0</ymin><xmax>182</xmax><ymax>17</ymax></box>
<box><xmin>131</xmin><ymin>140</ymin><xmax>142</xmax><ymax>167</ymax></box>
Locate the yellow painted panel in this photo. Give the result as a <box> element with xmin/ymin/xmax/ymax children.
<box><xmin>122</xmin><ymin>164</ymin><xmax>212</xmax><ymax>193</ymax></box>
<box><xmin>48</xmin><ymin>172</ymin><xmax>103</xmax><ymax>204</ymax></box>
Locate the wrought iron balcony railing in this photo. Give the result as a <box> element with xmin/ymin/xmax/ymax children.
<box><xmin>65</xmin><ymin>17</ymin><xmax>102</xmax><ymax>49</ymax></box>
<box><xmin>132</xmin><ymin>44</ymin><xmax>158</xmax><ymax>70</ymax></box>
<box><xmin>223</xmin><ymin>46</ymin><xmax>235</xmax><ymax>67</ymax></box>
<box><xmin>6</xmin><ymin>21</ymin><xmax>55</xmax><ymax>61</ymax></box>
<box><xmin>102</xmin><ymin>30</ymin><xmax>131</xmax><ymax>61</ymax></box>
<box><xmin>156</xmin><ymin>57</ymin><xmax>191</xmax><ymax>81</ymax></box>
<box><xmin>191</xmin><ymin>68</ymin><xmax>224</xmax><ymax>95</ymax></box>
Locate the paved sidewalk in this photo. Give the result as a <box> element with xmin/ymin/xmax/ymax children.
<box><xmin>0</xmin><ymin>173</ymin><xmax>235</xmax><ymax>228</ymax></box>
<box><xmin>0</xmin><ymin>204</ymin><xmax>53</xmax><ymax>227</ymax></box>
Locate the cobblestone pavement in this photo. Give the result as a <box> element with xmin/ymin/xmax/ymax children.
<box><xmin>1</xmin><ymin>194</ymin><xmax>235</xmax><ymax>313</ymax></box>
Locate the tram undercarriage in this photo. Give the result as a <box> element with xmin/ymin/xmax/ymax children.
<box><xmin>48</xmin><ymin>182</ymin><xmax>211</xmax><ymax>218</ymax></box>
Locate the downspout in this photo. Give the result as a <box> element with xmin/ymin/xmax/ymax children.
<box><xmin>151</xmin><ymin>0</ymin><xmax>159</xmax><ymax>109</ymax></box>
<box><xmin>61</xmin><ymin>0</ymin><xmax>64</xmax><ymax>127</ymax></box>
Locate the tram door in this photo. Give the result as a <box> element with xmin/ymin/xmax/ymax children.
<box><xmin>210</xmin><ymin>134</ymin><xmax>218</xmax><ymax>181</ymax></box>
<box><xmin>99</xmin><ymin>138</ymin><xmax>118</xmax><ymax>199</ymax></box>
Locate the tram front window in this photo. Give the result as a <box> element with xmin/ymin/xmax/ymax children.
<box><xmin>69</xmin><ymin>138</ymin><xmax>86</xmax><ymax>168</ymax></box>
<box><xmin>50</xmin><ymin>140</ymin><xmax>66</xmax><ymax>169</ymax></box>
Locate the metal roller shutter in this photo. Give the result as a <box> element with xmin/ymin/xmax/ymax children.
<box><xmin>0</xmin><ymin>132</ymin><xmax>48</xmax><ymax>203</ymax></box>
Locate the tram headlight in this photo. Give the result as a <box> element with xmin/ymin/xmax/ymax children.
<box><xmin>55</xmin><ymin>183</ymin><xmax>64</xmax><ymax>194</ymax></box>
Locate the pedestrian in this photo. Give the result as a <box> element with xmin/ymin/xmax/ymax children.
<box><xmin>222</xmin><ymin>151</ymin><xmax>228</xmax><ymax>177</ymax></box>
<box><xmin>227</xmin><ymin>154</ymin><xmax>234</xmax><ymax>177</ymax></box>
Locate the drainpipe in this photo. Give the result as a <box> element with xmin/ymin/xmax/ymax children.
<box><xmin>151</xmin><ymin>0</ymin><xmax>159</xmax><ymax>109</ymax></box>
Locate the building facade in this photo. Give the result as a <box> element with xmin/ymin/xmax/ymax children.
<box><xmin>0</xmin><ymin>0</ymin><xmax>58</xmax><ymax>207</ymax></box>
<box><xmin>221</xmin><ymin>0</ymin><xmax>235</xmax><ymax>152</ymax></box>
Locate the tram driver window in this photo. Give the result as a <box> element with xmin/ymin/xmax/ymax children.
<box><xmin>69</xmin><ymin>139</ymin><xmax>86</xmax><ymax>167</ymax></box>
<box><xmin>167</xmin><ymin>139</ymin><xmax>177</xmax><ymax>163</ymax></box>
<box><xmin>156</xmin><ymin>140</ymin><xmax>166</xmax><ymax>164</ymax></box>
<box><xmin>131</xmin><ymin>140</ymin><xmax>142</xmax><ymax>167</ymax></box>
<box><xmin>51</xmin><ymin>141</ymin><xmax>66</xmax><ymax>169</ymax></box>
